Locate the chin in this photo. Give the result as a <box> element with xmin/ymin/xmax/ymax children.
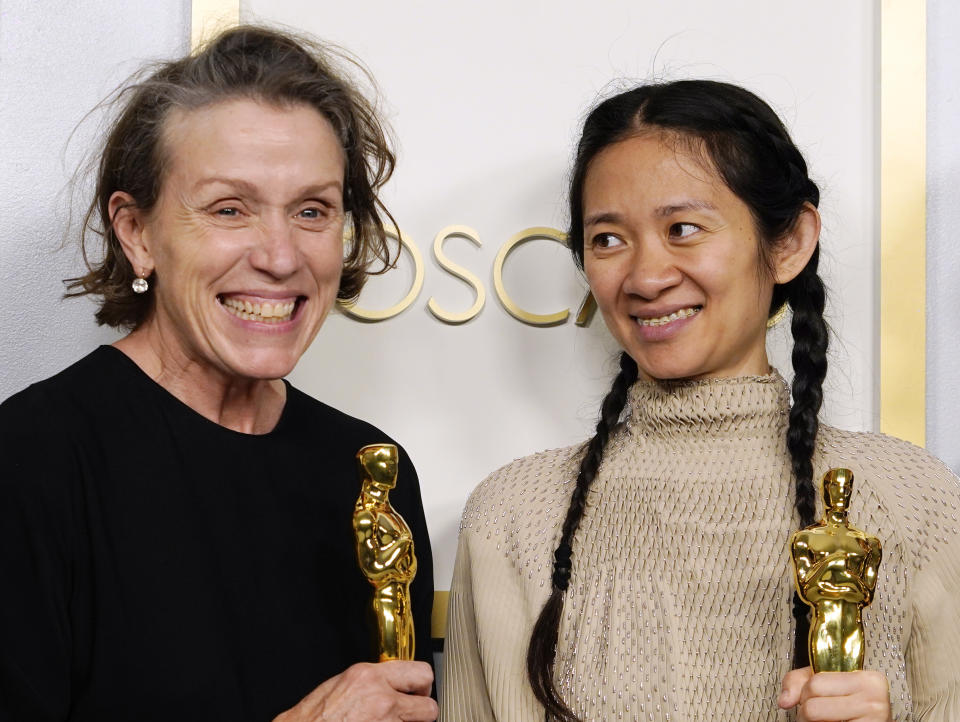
<box><xmin>224</xmin><ymin>350</ymin><xmax>301</xmax><ymax>381</ymax></box>
<box><xmin>633</xmin><ymin>356</ymin><xmax>706</xmax><ymax>383</ymax></box>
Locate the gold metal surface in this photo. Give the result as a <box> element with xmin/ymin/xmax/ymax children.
<box><xmin>493</xmin><ymin>227</ymin><xmax>570</xmax><ymax>326</ymax></box>
<box><xmin>340</xmin><ymin>229</ymin><xmax>425</xmax><ymax>322</ymax></box>
<box><xmin>190</xmin><ymin>0</ymin><xmax>239</xmax><ymax>51</ymax></box>
<box><xmin>880</xmin><ymin>0</ymin><xmax>926</xmax><ymax>446</ymax></box>
<box><xmin>427</xmin><ymin>225</ymin><xmax>486</xmax><ymax>324</ymax></box>
<box><xmin>766</xmin><ymin>303</ymin><xmax>788</xmax><ymax>329</ymax></box>
<box><xmin>432</xmin><ymin>591</ymin><xmax>449</xmax><ymax>640</ymax></box>
<box><xmin>574</xmin><ymin>290</ymin><xmax>597</xmax><ymax>327</ymax></box>
<box><xmin>353</xmin><ymin>444</ymin><xmax>417</xmax><ymax>661</ymax></box>
<box><xmin>791</xmin><ymin>469</ymin><xmax>882</xmax><ymax>672</ymax></box>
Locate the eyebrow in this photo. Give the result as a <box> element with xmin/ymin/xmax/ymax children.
<box><xmin>583</xmin><ymin>211</ymin><xmax>622</xmax><ymax>227</ymax></box>
<box><xmin>584</xmin><ymin>200</ymin><xmax>718</xmax><ymax>227</ymax></box>
<box><xmin>192</xmin><ymin>177</ymin><xmax>343</xmax><ymax>196</ymax></box>
<box><xmin>654</xmin><ymin>200</ymin><xmax>718</xmax><ymax>217</ymax></box>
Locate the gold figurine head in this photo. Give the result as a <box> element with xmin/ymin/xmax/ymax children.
<box><xmin>358</xmin><ymin>444</ymin><xmax>398</xmax><ymax>490</ymax></box>
<box><xmin>822</xmin><ymin>468</ymin><xmax>854</xmax><ymax>513</ymax></box>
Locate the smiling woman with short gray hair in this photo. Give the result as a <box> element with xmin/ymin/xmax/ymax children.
<box><xmin>0</xmin><ymin>25</ymin><xmax>436</xmax><ymax>722</ymax></box>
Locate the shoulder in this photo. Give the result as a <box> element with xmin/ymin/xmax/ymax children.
<box><xmin>280</xmin><ymin>384</ymin><xmax>424</xmax><ymax>506</ymax></box>
<box><xmin>0</xmin><ymin>351</ymin><xmax>114</xmax><ymax>516</ymax></box>
<box><xmin>283</xmin><ymin>384</ymin><xmax>406</xmax><ymax>450</ymax></box>
<box><xmin>818</xmin><ymin>425</ymin><xmax>960</xmax><ymax>560</ymax></box>
<box><xmin>1</xmin><ymin>347</ymin><xmax>114</xmax><ymax>420</ymax></box>
<box><xmin>461</xmin><ymin>444</ymin><xmax>582</xmax><ymax>534</ymax></box>
<box><xmin>818</xmin><ymin>425</ymin><xmax>958</xmax><ymax>492</ymax></box>
<box><xmin>0</xmin><ymin>347</ymin><xmax>123</xmax><ymax>451</ymax></box>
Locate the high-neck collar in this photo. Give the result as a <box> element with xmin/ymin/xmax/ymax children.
<box><xmin>625</xmin><ymin>369</ymin><xmax>791</xmax><ymax>439</ymax></box>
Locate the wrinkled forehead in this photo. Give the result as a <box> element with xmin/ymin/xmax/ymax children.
<box><xmin>157</xmin><ymin>96</ymin><xmax>345</xmax><ymax>176</ymax></box>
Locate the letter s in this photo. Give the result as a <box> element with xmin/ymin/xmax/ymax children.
<box><xmin>427</xmin><ymin>225</ymin><xmax>485</xmax><ymax>324</ymax></box>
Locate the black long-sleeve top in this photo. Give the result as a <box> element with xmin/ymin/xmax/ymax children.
<box><xmin>0</xmin><ymin>346</ymin><xmax>434</xmax><ymax>721</ymax></box>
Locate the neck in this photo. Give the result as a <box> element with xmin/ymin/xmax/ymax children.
<box><xmin>827</xmin><ymin>509</ymin><xmax>847</xmax><ymax>524</ymax></box>
<box><xmin>362</xmin><ymin>485</ymin><xmax>389</xmax><ymax>503</ymax></box>
<box><xmin>626</xmin><ymin>369</ymin><xmax>789</xmax><ymax>439</ymax></box>
<box><xmin>114</xmin><ymin>323</ymin><xmax>286</xmax><ymax>435</ymax></box>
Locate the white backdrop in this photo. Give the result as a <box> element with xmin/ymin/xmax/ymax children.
<box><xmin>927</xmin><ymin>0</ymin><xmax>960</xmax><ymax>474</ymax></box>
<box><xmin>241</xmin><ymin>0</ymin><xmax>881</xmax><ymax>587</ymax></box>
<box><xmin>0</xmin><ymin>0</ymin><xmax>189</xmax><ymax>400</ymax></box>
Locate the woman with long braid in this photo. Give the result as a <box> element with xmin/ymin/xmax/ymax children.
<box><xmin>439</xmin><ymin>81</ymin><xmax>960</xmax><ymax>721</ymax></box>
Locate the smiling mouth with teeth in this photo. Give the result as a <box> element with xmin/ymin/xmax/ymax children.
<box><xmin>636</xmin><ymin>306</ymin><xmax>702</xmax><ymax>327</ymax></box>
<box><xmin>220</xmin><ymin>296</ymin><xmax>300</xmax><ymax>324</ymax></box>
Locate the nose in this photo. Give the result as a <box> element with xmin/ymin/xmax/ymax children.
<box><xmin>249</xmin><ymin>213</ymin><xmax>300</xmax><ymax>279</ymax></box>
<box><xmin>622</xmin><ymin>239</ymin><xmax>683</xmax><ymax>299</ymax></box>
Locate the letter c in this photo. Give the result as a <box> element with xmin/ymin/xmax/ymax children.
<box><xmin>493</xmin><ymin>227</ymin><xmax>570</xmax><ymax>326</ymax></box>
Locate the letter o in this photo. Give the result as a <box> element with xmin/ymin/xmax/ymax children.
<box><xmin>340</xmin><ymin>228</ymin><xmax>425</xmax><ymax>322</ymax></box>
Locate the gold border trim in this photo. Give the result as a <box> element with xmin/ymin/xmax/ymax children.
<box><xmin>191</xmin><ymin>0</ymin><xmax>240</xmax><ymax>51</ymax></box>
<box><xmin>880</xmin><ymin>0</ymin><xmax>926</xmax><ymax>446</ymax></box>
<box><xmin>432</xmin><ymin>591</ymin><xmax>449</xmax><ymax>640</ymax></box>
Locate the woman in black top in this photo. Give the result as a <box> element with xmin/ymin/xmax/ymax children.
<box><xmin>0</xmin><ymin>26</ymin><xmax>436</xmax><ymax>722</ymax></box>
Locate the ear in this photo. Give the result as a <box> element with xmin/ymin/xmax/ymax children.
<box><xmin>772</xmin><ymin>202</ymin><xmax>820</xmax><ymax>284</ymax></box>
<box><xmin>109</xmin><ymin>191</ymin><xmax>155</xmax><ymax>278</ymax></box>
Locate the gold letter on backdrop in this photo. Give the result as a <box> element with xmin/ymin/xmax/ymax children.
<box><xmin>427</xmin><ymin>225</ymin><xmax>486</xmax><ymax>324</ymax></box>
<box><xmin>493</xmin><ymin>227</ymin><xmax>571</xmax><ymax>327</ymax></box>
<box><xmin>340</xmin><ymin>229</ymin><xmax>425</xmax><ymax>322</ymax></box>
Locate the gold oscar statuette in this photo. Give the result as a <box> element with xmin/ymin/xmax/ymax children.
<box><xmin>790</xmin><ymin>468</ymin><xmax>882</xmax><ymax>672</ymax></box>
<box><xmin>353</xmin><ymin>444</ymin><xmax>417</xmax><ymax>661</ymax></box>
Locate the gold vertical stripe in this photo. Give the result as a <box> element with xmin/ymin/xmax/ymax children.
<box><xmin>432</xmin><ymin>591</ymin><xmax>449</xmax><ymax>639</ymax></box>
<box><xmin>191</xmin><ymin>0</ymin><xmax>241</xmax><ymax>51</ymax></box>
<box><xmin>880</xmin><ymin>0</ymin><xmax>926</xmax><ymax>446</ymax></box>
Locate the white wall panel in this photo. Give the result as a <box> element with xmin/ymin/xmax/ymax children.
<box><xmin>927</xmin><ymin>0</ymin><xmax>960</xmax><ymax>474</ymax></box>
<box><xmin>0</xmin><ymin>0</ymin><xmax>190</xmax><ymax>400</ymax></box>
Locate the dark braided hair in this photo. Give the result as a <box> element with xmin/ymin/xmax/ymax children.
<box><xmin>784</xmin><ymin>248</ymin><xmax>828</xmax><ymax>662</ymax></box>
<box><xmin>527</xmin><ymin>351</ymin><xmax>638</xmax><ymax>721</ymax></box>
<box><xmin>528</xmin><ymin>80</ymin><xmax>828</xmax><ymax>719</ymax></box>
